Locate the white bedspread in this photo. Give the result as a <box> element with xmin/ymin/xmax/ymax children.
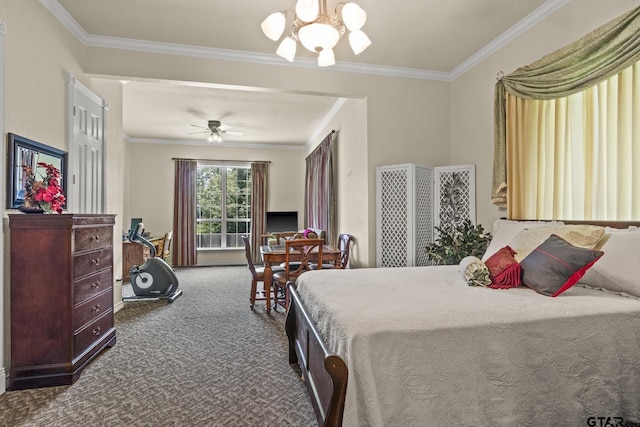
<box><xmin>295</xmin><ymin>266</ymin><xmax>640</xmax><ymax>427</ymax></box>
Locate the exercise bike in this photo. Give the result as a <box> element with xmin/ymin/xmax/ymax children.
<box><xmin>124</xmin><ymin>223</ymin><xmax>183</xmax><ymax>303</ymax></box>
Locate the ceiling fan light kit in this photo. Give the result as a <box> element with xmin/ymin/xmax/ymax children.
<box><xmin>189</xmin><ymin>120</ymin><xmax>242</xmax><ymax>143</ymax></box>
<box><xmin>261</xmin><ymin>0</ymin><xmax>371</xmax><ymax>67</ymax></box>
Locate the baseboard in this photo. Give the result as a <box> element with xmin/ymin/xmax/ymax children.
<box><xmin>178</xmin><ymin>262</ymin><xmax>245</xmax><ymax>267</ymax></box>
<box><xmin>0</xmin><ymin>367</ymin><xmax>6</xmax><ymax>394</ymax></box>
<box><xmin>114</xmin><ymin>300</ymin><xmax>124</xmax><ymax>313</ymax></box>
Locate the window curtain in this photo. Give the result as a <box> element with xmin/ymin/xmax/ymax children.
<box><xmin>250</xmin><ymin>162</ymin><xmax>268</xmax><ymax>264</ymax></box>
<box><xmin>493</xmin><ymin>5</ymin><xmax>640</xmax><ymax>208</ymax></box>
<box><xmin>506</xmin><ymin>65</ymin><xmax>640</xmax><ymax>220</ymax></box>
<box><xmin>172</xmin><ymin>159</ymin><xmax>197</xmax><ymax>266</ymax></box>
<box><xmin>304</xmin><ymin>131</ymin><xmax>337</xmax><ymax>247</ymax></box>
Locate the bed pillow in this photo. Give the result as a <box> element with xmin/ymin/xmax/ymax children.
<box><xmin>577</xmin><ymin>229</ymin><xmax>640</xmax><ymax>298</ymax></box>
<box><xmin>520</xmin><ymin>234</ymin><xmax>604</xmax><ymax>297</ymax></box>
<box><xmin>484</xmin><ymin>246</ymin><xmax>521</xmax><ymax>289</ymax></box>
<box><xmin>481</xmin><ymin>219</ymin><xmax>563</xmax><ymax>262</ymax></box>
<box><xmin>509</xmin><ymin>224</ymin><xmax>605</xmax><ymax>262</ymax></box>
<box><xmin>458</xmin><ymin>256</ymin><xmax>492</xmax><ymax>287</ymax></box>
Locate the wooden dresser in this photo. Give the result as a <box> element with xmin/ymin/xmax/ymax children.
<box><xmin>9</xmin><ymin>213</ymin><xmax>117</xmax><ymax>390</ymax></box>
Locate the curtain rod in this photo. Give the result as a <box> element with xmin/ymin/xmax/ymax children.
<box><xmin>172</xmin><ymin>158</ymin><xmax>270</xmax><ymax>163</ymax></box>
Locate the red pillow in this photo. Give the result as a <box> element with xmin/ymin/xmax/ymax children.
<box><xmin>484</xmin><ymin>246</ymin><xmax>521</xmax><ymax>289</ymax></box>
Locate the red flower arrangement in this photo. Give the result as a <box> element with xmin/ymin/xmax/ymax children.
<box><xmin>21</xmin><ymin>162</ymin><xmax>65</xmax><ymax>214</ymax></box>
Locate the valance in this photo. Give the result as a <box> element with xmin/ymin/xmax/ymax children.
<box><xmin>492</xmin><ymin>6</ymin><xmax>640</xmax><ymax>207</ymax></box>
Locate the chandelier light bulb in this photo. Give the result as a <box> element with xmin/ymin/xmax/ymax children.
<box><xmin>295</xmin><ymin>0</ymin><xmax>319</xmax><ymax>23</ymax></box>
<box><xmin>348</xmin><ymin>29</ymin><xmax>371</xmax><ymax>55</ymax></box>
<box><xmin>341</xmin><ymin>2</ymin><xmax>367</xmax><ymax>31</ymax></box>
<box><xmin>298</xmin><ymin>22</ymin><xmax>340</xmax><ymax>52</ymax></box>
<box><xmin>261</xmin><ymin>12</ymin><xmax>286</xmax><ymax>41</ymax></box>
<box><xmin>318</xmin><ymin>49</ymin><xmax>335</xmax><ymax>67</ymax></box>
<box><xmin>276</xmin><ymin>36</ymin><xmax>297</xmax><ymax>61</ymax></box>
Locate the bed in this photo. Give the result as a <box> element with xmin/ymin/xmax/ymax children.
<box><xmin>284</xmin><ymin>220</ymin><xmax>640</xmax><ymax>426</ymax></box>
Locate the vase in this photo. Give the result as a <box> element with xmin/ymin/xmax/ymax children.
<box><xmin>18</xmin><ymin>201</ymin><xmax>45</xmax><ymax>214</ymax></box>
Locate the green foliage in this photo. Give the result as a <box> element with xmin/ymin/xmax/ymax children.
<box><xmin>425</xmin><ymin>219</ymin><xmax>492</xmax><ymax>265</ymax></box>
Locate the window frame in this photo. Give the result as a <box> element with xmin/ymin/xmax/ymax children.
<box><xmin>196</xmin><ymin>162</ymin><xmax>251</xmax><ymax>250</ymax></box>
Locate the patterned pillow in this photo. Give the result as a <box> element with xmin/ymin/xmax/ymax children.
<box><xmin>484</xmin><ymin>246</ymin><xmax>521</xmax><ymax>289</ymax></box>
<box><xmin>520</xmin><ymin>234</ymin><xmax>604</xmax><ymax>297</ymax></box>
<box><xmin>481</xmin><ymin>219</ymin><xmax>563</xmax><ymax>261</ymax></box>
<box><xmin>509</xmin><ymin>224</ymin><xmax>605</xmax><ymax>262</ymax></box>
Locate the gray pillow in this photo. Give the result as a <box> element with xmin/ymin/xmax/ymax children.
<box><xmin>520</xmin><ymin>234</ymin><xmax>604</xmax><ymax>297</ymax></box>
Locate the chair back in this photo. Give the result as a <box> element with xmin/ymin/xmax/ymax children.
<box><xmin>285</xmin><ymin>238</ymin><xmax>324</xmax><ymax>281</ymax></box>
<box><xmin>338</xmin><ymin>234</ymin><xmax>354</xmax><ymax>268</ymax></box>
<box><xmin>241</xmin><ymin>235</ymin><xmax>257</xmax><ymax>278</ymax></box>
<box><xmin>162</xmin><ymin>231</ymin><xmax>173</xmax><ymax>259</ymax></box>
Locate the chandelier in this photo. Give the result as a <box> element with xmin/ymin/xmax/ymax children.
<box><xmin>261</xmin><ymin>0</ymin><xmax>371</xmax><ymax>67</ymax></box>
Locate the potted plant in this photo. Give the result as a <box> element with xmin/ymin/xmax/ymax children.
<box><xmin>425</xmin><ymin>219</ymin><xmax>492</xmax><ymax>265</ymax></box>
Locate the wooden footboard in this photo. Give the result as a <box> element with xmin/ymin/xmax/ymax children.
<box><xmin>286</xmin><ymin>282</ymin><xmax>347</xmax><ymax>427</ymax></box>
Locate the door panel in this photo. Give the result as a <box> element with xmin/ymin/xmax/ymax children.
<box><xmin>69</xmin><ymin>77</ymin><xmax>106</xmax><ymax>213</ymax></box>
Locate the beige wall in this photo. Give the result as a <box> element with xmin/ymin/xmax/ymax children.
<box><xmin>125</xmin><ymin>95</ymin><xmax>370</xmax><ymax>267</ymax></box>
<box><xmin>305</xmin><ymin>98</ymin><xmax>369</xmax><ymax>267</ymax></box>
<box><xmin>125</xmin><ymin>140</ymin><xmax>307</xmax><ymax>265</ymax></box>
<box><xmin>84</xmin><ymin>50</ymin><xmax>451</xmax><ymax>268</ymax></box>
<box><xmin>450</xmin><ymin>0</ymin><xmax>640</xmax><ymax>229</ymax></box>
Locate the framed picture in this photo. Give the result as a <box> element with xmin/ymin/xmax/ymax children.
<box><xmin>7</xmin><ymin>133</ymin><xmax>68</xmax><ymax>209</ymax></box>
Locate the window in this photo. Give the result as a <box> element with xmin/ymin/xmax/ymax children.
<box><xmin>506</xmin><ymin>62</ymin><xmax>640</xmax><ymax>220</ymax></box>
<box><xmin>196</xmin><ymin>164</ymin><xmax>251</xmax><ymax>249</ymax></box>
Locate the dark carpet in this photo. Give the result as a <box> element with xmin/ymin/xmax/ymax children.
<box><xmin>0</xmin><ymin>266</ymin><xmax>317</xmax><ymax>426</ymax></box>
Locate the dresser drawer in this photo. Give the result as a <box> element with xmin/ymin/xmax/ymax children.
<box><xmin>74</xmin><ymin>310</ymin><xmax>113</xmax><ymax>357</ymax></box>
<box><xmin>75</xmin><ymin>268</ymin><xmax>112</xmax><ymax>306</ymax></box>
<box><xmin>74</xmin><ymin>289</ymin><xmax>113</xmax><ymax>331</ymax></box>
<box><xmin>74</xmin><ymin>248</ymin><xmax>113</xmax><ymax>279</ymax></box>
<box><xmin>75</xmin><ymin>227</ymin><xmax>112</xmax><ymax>252</ymax></box>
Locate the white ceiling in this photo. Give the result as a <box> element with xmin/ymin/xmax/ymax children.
<box><xmin>45</xmin><ymin>0</ymin><xmax>566</xmax><ymax>148</ymax></box>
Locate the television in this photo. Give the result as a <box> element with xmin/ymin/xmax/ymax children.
<box><xmin>265</xmin><ymin>211</ymin><xmax>298</xmax><ymax>233</ymax></box>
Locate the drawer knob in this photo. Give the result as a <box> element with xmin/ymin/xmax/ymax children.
<box><xmin>91</xmin><ymin>281</ymin><xmax>101</xmax><ymax>288</ymax></box>
<box><xmin>93</xmin><ymin>326</ymin><xmax>101</xmax><ymax>336</ymax></box>
<box><xmin>91</xmin><ymin>258</ymin><xmax>100</xmax><ymax>265</ymax></box>
<box><xmin>90</xmin><ymin>235</ymin><xmax>100</xmax><ymax>241</ymax></box>
<box><xmin>92</xmin><ymin>304</ymin><xmax>101</xmax><ymax>312</ymax></box>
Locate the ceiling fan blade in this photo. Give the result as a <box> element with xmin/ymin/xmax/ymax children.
<box><xmin>224</xmin><ymin>131</ymin><xmax>244</xmax><ymax>136</ymax></box>
<box><xmin>190</xmin><ymin>124</ymin><xmax>208</xmax><ymax>130</ymax></box>
<box><xmin>217</xmin><ymin>124</ymin><xmax>232</xmax><ymax>132</ymax></box>
<box><xmin>187</xmin><ymin>130</ymin><xmax>210</xmax><ymax>135</ymax></box>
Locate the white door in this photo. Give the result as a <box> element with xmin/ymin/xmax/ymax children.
<box><xmin>68</xmin><ymin>75</ymin><xmax>107</xmax><ymax>213</ymax></box>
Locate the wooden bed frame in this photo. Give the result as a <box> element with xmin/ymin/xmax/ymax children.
<box><xmin>284</xmin><ymin>220</ymin><xmax>640</xmax><ymax>427</ymax></box>
<box><xmin>285</xmin><ymin>284</ymin><xmax>347</xmax><ymax>427</ymax></box>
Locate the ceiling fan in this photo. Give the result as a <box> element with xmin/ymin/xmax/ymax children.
<box><xmin>189</xmin><ymin>120</ymin><xmax>243</xmax><ymax>142</ymax></box>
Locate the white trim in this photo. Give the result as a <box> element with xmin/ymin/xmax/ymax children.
<box><xmin>450</xmin><ymin>0</ymin><xmax>570</xmax><ymax>79</ymax></box>
<box><xmin>126</xmin><ymin>135</ymin><xmax>307</xmax><ymax>151</ymax></box>
<box><xmin>0</xmin><ymin>18</ymin><xmax>6</xmax><ymax>395</ymax></box>
<box><xmin>40</xmin><ymin>0</ymin><xmax>569</xmax><ymax>81</ymax></box>
<box><xmin>306</xmin><ymin>97</ymin><xmax>348</xmax><ymax>149</ymax></box>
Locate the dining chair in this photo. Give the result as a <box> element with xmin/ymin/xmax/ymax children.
<box><xmin>241</xmin><ymin>235</ymin><xmax>284</xmax><ymax>309</ymax></box>
<box><xmin>311</xmin><ymin>233</ymin><xmax>354</xmax><ymax>269</ymax></box>
<box><xmin>272</xmin><ymin>238</ymin><xmax>324</xmax><ymax>311</ymax></box>
<box><xmin>161</xmin><ymin>231</ymin><xmax>173</xmax><ymax>262</ymax></box>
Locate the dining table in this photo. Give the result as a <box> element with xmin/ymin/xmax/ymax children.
<box><xmin>260</xmin><ymin>243</ymin><xmax>342</xmax><ymax>313</ymax></box>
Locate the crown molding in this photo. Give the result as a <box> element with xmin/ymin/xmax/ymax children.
<box><xmin>41</xmin><ymin>0</ymin><xmax>569</xmax><ymax>81</ymax></box>
<box><xmin>306</xmin><ymin>97</ymin><xmax>348</xmax><ymax>149</ymax></box>
<box><xmin>450</xmin><ymin>0</ymin><xmax>570</xmax><ymax>79</ymax></box>
<box><xmin>126</xmin><ymin>135</ymin><xmax>307</xmax><ymax>150</ymax></box>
